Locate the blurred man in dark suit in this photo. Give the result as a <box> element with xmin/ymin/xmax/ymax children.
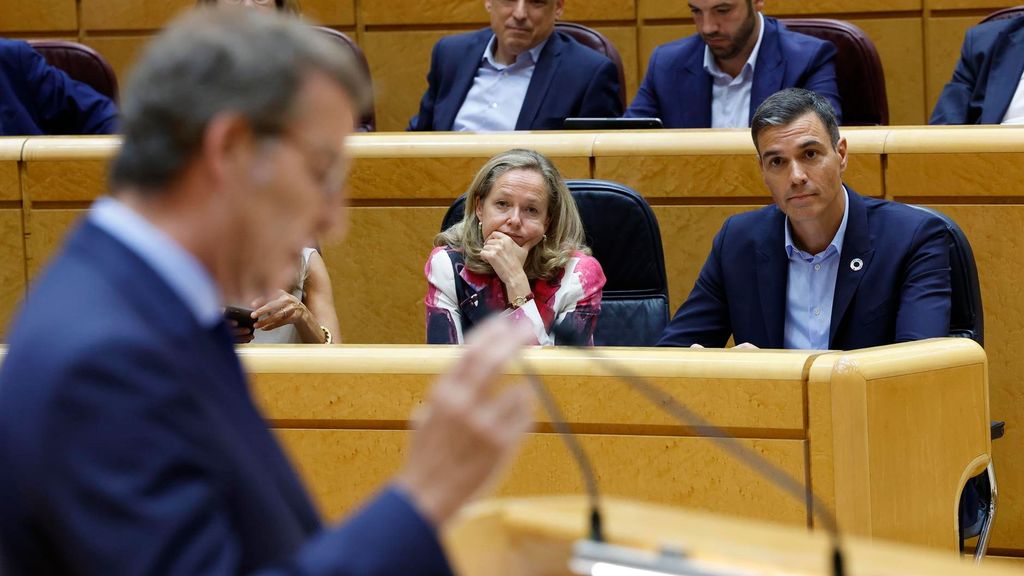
<box><xmin>0</xmin><ymin>8</ymin><xmax>533</xmax><ymax>575</ymax></box>
<box><xmin>0</xmin><ymin>38</ymin><xmax>117</xmax><ymax>135</ymax></box>
<box><xmin>930</xmin><ymin>15</ymin><xmax>1024</xmax><ymax>125</ymax></box>
<box><xmin>408</xmin><ymin>0</ymin><xmax>622</xmax><ymax>131</ymax></box>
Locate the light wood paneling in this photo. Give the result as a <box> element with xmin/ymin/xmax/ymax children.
<box><xmin>0</xmin><ymin>139</ymin><xmax>23</xmax><ymax>202</ymax></box>
<box><xmin>638</xmin><ymin>25</ymin><xmax>693</xmax><ymax>74</ymax></box>
<box><xmin>321</xmin><ymin>207</ymin><xmax>448</xmax><ymax>344</ymax></box>
<box><xmin>592</xmin><ymin>26</ymin><xmax>640</xmax><ymax>106</ymax></box>
<box><xmin>886</xmin><ymin>153</ymin><xmax>1024</xmax><ymax>197</ymax></box>
<box><xmin>361</xmin><ymin>0</ymin><xmax>635</xmax><ymax>26</ymax></box>
<box><xmin>82</xmin><ymin>36</ymin><xmax>153</xmax><ymax>85</ymax></box>
<box><xmin>0</xmin><ymin>211</ymin><xmax>26</xmax><ymax>339</ymax></box>
<box><xmin>921</xmin><ymin>205</ymin><xmax>1024</xmax><ymax>552</ymax></box>
<box><xmin>639</xmin><ymin>0</ymin><xmax>921</xmax><ymax>21</ymax></box>
<box><xmin>926</xmin><ymin>0</ymin><xmax>1007</xmax><ymax>9</ymax></box>
<box><xmin>276</xmin><ymin>429</ymin><xmax>807</xmax><ymax>524</ymax></box>
<box><xmin>0</xmin><ymin>0</ymin><xmax>77</xmax><ymax>33</ymax></box>
<box><xmin>925</xmin><ymin>17</ymin><xmax>977</xmax><ymax>118</ymax></box>
<box><xmin>849</xmin><ymin>17</ymin><xmax>926</xmax><ymax>126</ymax></box>
<box><xmin>80</xmin><ymin>0</ymin><xmax>193</xmax><ymax>32</ymax></box>
<box><xmin>26</xmin><ymin>210</ymin><xmax>86</xmax><ymax>280</ymax></box>
<box><xmin>23</xmin><ymin>160</ymin><xmax>108</xmax><ymax>203</ymax></box>
<box><xmin>302</xmin><ymin>0</ymin><xmax>356</xmax><ymax>26</ymax></box>
<box><xmin>362</xmin><ymin>29</ymin><xmax>452</xmax><ymax>132</ymax></box>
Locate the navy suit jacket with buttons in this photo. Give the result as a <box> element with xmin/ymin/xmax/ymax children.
<box><xmin>0</xmin><ymin>220</ymin><xmax>451</xmax><ymax>575</ymax></box>
<box><xmin>625</xmin><ymin>16</ymin><xmax>842</xmax><ymax>128</ymax></box>
<box><xmin>929</xmin><ymin>16</ymin><xmax>1024</xmax><ymax>125</ymax></box>
<box><xmin>657</xmin><ymin>188</ymin><xmax>951</xmax><ymax>350</ymax></box>
<box><xmin>0</xmin><ymin>38</ymin><xmax>117</xmax><ymax>136</ymax></box>
<box><xmin>408</xmin><ymin>28</ymin><xmax>622</xmax><ymax>131</ymax></box>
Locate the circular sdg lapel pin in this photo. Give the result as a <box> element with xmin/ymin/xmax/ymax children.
<box><xmin>850</xmin><ymin>258</ymin><xmax>864</xmax><ymax>271</ymax></box>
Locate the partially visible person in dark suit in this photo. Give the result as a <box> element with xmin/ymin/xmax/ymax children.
<box><xmin>930</xmin><ymin>15</ymin><xmax>1024</xmax><ymax>125</ymax></box>
<box><xmin>658</xmin><ymin>88</ymin><xmax>950</xmax><ymax>350</ymax></box>
<box><xmin>408</xmin><ymin>0</ymin><xmax>622</xmax><ymax>131</ymax></box>
<box><xmin>0</xmin><ymin>38</ymin><xmax>118</xmax><ymax>135</ymax></box>
<box><xmin>0</xmin><ymin>8</ymin><xmax>534</xmax><ymax>575</ymax></box>
<box><xmin>625</xmin><ymin>0</ymin><xmax>841</xmax><ymax>128</ymax></box>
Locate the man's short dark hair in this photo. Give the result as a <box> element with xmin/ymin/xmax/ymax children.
<box><xmin>751</xmin><ymin>88</ymin><xmax>840</xmax><ymax>153</ymax></box>
<box><xmin>110</xmin><ymin>8</ymin><xmax>369</xmax><ymax>193</ymax></box>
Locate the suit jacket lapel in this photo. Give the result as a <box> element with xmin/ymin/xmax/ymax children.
<box><xmin>755</xmin><ymin>209</ymin><xmax>788</xmax><ymax>349</ymax></box>
<box><xmin>517</xmin><ymin>33</ymin><xmax>564</xmax><ymax>130</ymax></box>
<box><xmin>437</xmin><ymin>29</ymin><xmax>492</xmax><ymax>130</ymax></box>
<box><xmin>683</xmin><ymin>45</ymin><xmax>713</xmax><ymax>128</ymax></box>
<box><xmin>750</xmin><ymin>17</ymin><xmax>785</xmax><ymax>123</ymax></box>
<box><xmin>829</xmin><ymin>188</ymin><xmax>875</xmax><ymax>346</ymax></box>
<box><xmin>980</xmin><ymin>24</ymin><xmax>1024</xmax><ymax>124</ymax></box>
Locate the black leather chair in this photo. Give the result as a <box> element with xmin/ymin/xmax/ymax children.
<box><xmin>27</xmin><ymin>40</ymin><xmax>119</xmax><ymax>102</ymax></box>
<box><xmin>554</xmin><ymin>22</ymin><xmax>627</xmax><ymax>110</ymax></box>
<box><xmin>781</xmin><ymin>19</ymin><xmax>888</xmax><ymax>125</ymax></box>
<box><xmin>980</xmin><ymin>5</ymin><xmax>1024</xmax><ymax>23</ymax></box>
<box><xmin>314</xmin><ymin>27</ymin><xmax>376</xmax><ymax>132</ymax></box>
<box><xmin>912</xmin><ymin>206</ymin><xmax>1000</xmax><ymax>562</ymax></box>
<box><xmin>440</xmin><ymin>179</ymin><xmax>669</xmax><ymax>346</ymax></box>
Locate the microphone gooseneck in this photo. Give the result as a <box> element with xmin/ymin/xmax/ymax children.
<box><xmin>550</xmin><ymin>322</ymin><xmax>844</xmax><ymax>576</ymax></box>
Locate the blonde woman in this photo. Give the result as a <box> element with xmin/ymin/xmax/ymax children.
<box><xmin>426</xmin><ymin>149</ymin><xmax>605</xmax><ymax>345</ymax></box>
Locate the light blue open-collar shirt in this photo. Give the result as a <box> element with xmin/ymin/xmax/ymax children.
<box><xmin>452</xmin><ymin>35</ymin><xmax>548</xmax><ymax>132</ymax></box>
<box><xmin>89</xmin><ymin>196</ymin><xmax>223</xmax><ymax>329</ymax></box>
<box><xmin>783</xmin><ymin>186</ymin><xmax>850</xmax><ymax>350</ymax></box>
<box><xmin>703</xmin><ymin>12</ymin><xmax>765</xmax><ymax>128</ymax></box>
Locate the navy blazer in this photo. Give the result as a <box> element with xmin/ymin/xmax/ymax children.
<box><xmin>0</xmin><ymin>39</ymin><xmax>117</xmax><ymax>136</ymax></box>
<box><xmin>658</xmin><ymin>189</ymin><xmax>951</xmax><ymax>350</ymax></box>
<box><xmin>930</xmin><ymin>16</ymin><xmax>1024</xmax><ymax>125</ymax></box>
<box><xmin>626</xmin><ymin>17</ymin><xmax>842</xmax><ymax>127</ymax></box>
<box><xmin>408</xmin><ymin>28</ymin><xmax>622</xmax><ymax>131</ymax></box>
<box><xmin>0</xmin><ymin>220</ymin><xmax>451</xmax><ymax>575</ymax></box>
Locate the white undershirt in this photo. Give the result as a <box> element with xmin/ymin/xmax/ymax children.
<box><xmin>1001</xmin><ymin>69</ymin><xmax>1024</xmax><ymax>125</ymax></box>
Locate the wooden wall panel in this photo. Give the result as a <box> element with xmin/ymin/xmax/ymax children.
<box><xmin>887</xmin><ymin>153</ymin><xmax>1024</xmax><ymax>197</ymax></box>
<box><xmin>25</xmin><ymin>210</ymin><xmax>85</xmax><ymax>282</ymax></box>
<box><xmin>639</xmin><ymin>0</ymin><xmax>921</xmax><ymax>21</ymax></box>
<box><xmin>925</xmin><ymin>17</ymin><xmax>976</xmax><ymax>119</ymax></box>
<box><xmin>926</xmin><ymin>0</ymin><xmax>1008</xmax><ymax>9</ymax></box>
<box><xmin>0</xmin><ymin>0</ymin><xmax>77</xmax><ymax>33</ymax></box>
<box><xmin>593</xmin><ymin>26</ymin><xmax>640</xmax><ymax>106</ymax></box>
<box><xmin>276</xmin><ymin>429</ymin><xmax>808</xmax><ymax>525</ymax></box>
<box><xmin>362</xmin><ymin>29</ymin><xmax>451</xmax><ymax>132</ymax></box>
<box><xmin>0</xmin><ymin>163</ymin><xmax>19</xmax><ymax>202</ymax></box>
<box><xmin>639</xmin><ymin>25</ymin><xmax>693</xmax><ymax>72</ymax></box>
<box><xmin>302</xmin><ymin>0</ymin><xmax>356</xmax><ymax>27</ymax></box>
<box><xmin>361</xmin><ymin>0</ymin><xmax>635</xmax><ymax>26</ymax></box>
<box><xmin>80</xmin><ymin>0</ymin><xmax>193</xmax><ymax>32</ymax></box>
<box><xmin>81</xmin><ymin>36</ymin><xmax>152</xmax><ymax>84</ymax></box>
<box><xmin>24</xmin><ymin>161</ymin><xmax>108</xmax><ymax>203</ymax></box>
<box><xmin>914</xmin><ymin>205</ymin><xmax>1024</xmax><ymax>551</ymax></box>
<box><xmin>0</xmin><ymin>211</ymin><xmax>26</xmax><ymax>339</ymax></box>
<box><xmin>849</xmin><ymin>18</ymin><xmax>926</xmax><ymax>126</ymax></box>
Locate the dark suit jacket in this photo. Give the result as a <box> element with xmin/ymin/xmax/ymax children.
<box><xmin>408</xmin><ymin>28</ymin><xmax>622</xmax><ymax>131</ymax></box>
<box><xmin>0</xmin><ymin>39</ymin><xmax>117</xmax><ymax>136</ymax></box>
<box><xmin>0</xmin><ymin>220</ymin><xmax>451</xmax><ymax>575</ymax></box>
<box><xmin>658</xmin><ymin>189</ymin><xmax>951</xmax><ymax>350</ymax></box>
<box><xmin>625</xmin><ymin>17</ymin><xmax>842</xmax><ymax>127</ymax></box>
<box><xmin>930</xmin><ymin>17</ymin><xmax>1024</xmax><ymax>125</ymax></box>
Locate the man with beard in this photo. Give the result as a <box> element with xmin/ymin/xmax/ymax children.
<box><xmin>625</xmin><ymin>0</ymin><xmax>842</xmax><ymax>128</ymax></box>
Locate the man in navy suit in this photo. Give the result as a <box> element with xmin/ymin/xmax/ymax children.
<box><xmin>0</xmin><ymin>38</ymin><xmax>117</xmax><ymax>135</ymax></box>
<box><xmin>659</xmin><ymin>88</ymin><xmax>950</xmax><ymax>350</ymax></box>
<box><xmin>408</xmin><ymin>0</ymin><xmax>622</xmax><ymax>131</ymax></box>
<box><xmin>930</xmin><ymin>15</ymin><xmax>1024</xmax><ymax>125</ymax></box>
<box><xmin>0</xmin><ymin>8</ymin><xmax>535</xmax><ymax>575</ymax></box>
<box><xmin>626</xmin><ymin>0</ymin><xmax>842</xmax><ymax>128</ymax></box>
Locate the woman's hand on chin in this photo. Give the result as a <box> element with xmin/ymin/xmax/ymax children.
<box><xmin>480</xmin><ymin>231</ymin><xmax>540</xmax><ymax>300</ymax></box>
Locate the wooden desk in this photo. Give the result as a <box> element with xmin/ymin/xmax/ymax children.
<box><xmin>243</xmin><ymin>338</ymin><xmax>990</xmax><ymax>553</ymax></box>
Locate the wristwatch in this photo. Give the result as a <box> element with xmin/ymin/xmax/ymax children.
<box><xmin>320</xmin><ymin>325</ymin><xmax>333</xmax><ymax>344</ymax></box>
<box><xmin>508</xmin><ymin>293</ymin><xmax>534</xmax><ymax>310</ymax></box>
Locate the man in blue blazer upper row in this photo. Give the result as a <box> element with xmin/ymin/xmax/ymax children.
<box><xmin>409</xmin><ymin>0</ymin><xmax>841</xmax><ymax>131</ymax></box>
<box><xmin>0</xmin><ymin>38</ymin><xmax>118</xmax><ymax>136</ymax></box>
<box><xmin>658</xmin><ymin>88</ymin><xmax>951</xmax><ymax>350</ymax></box>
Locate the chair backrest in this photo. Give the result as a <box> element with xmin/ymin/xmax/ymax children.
<box><xmin>554</xmin><ymin>22</ymin><xmax>627</xmax><ymax>110</ymax></box>
<box><xmin>313</xmin><ymin>26</ymin><xmax>376</xmax><ymax>132</ymax></box>
<box><xmin>910</xmin><ymin>206</ymin><xmax>984</xmax><ymax>346</ymax></box>
<box><xmin>27</xmin><ymin>40</ymin><xmax>119</xmax><ymax>102</ymax></box>
<box><xmin>980</xmin><ymin>5</ymin><xmax>1024</xmax><ymax>23</ymax></box>
<box><xmin>440</xmin><ymin>179</ymin><xmax>670</xmax><ymax>346</ymax></box>
<box><xmin>780</xmin><ymin>18</ymin><xmax>888</xmax><ymax>126</ymax></box>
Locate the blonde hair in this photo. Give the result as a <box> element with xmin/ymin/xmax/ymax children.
<box><xmin>194</xmin><ymin>0</ymin><xmax>302</xmax><ymax>14</ymax></box>
<box><xmin>435</xmin><ymin>149</ymin><xmax>589</xmax><ymax>280</ymax></box>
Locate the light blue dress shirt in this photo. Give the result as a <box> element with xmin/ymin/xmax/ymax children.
<box><xmin>703</xmin><ymin>12</ymin><xmax>765</xmax><ymax>128</ymax></box>
<box><xmin>783</xmin><ymin>186</ymin><xmax>850</xmax><ymax>350</ymax></box>
<box><xmin>452</xmin><ymin>35</ymin><xmax>548</xmax><ymax>132</ymax></box>
<box><xmin>89</xmin><ymin>196</ymin><xmax>223</xmax><ymax>328</ymax></box>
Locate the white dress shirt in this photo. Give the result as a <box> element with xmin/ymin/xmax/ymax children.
<box><xmin>1001</xmin><ymin>69</ymin><xmax>1024</xmax><ymax>125</ymax></box>
<box><xmin>452</xmin><ymin>35</ymin><xmax>548</xmax><ymax>132</ymax></box>
<box><xmin>704</xmin><ymin>12</ymin><xmax>765</xmax><ymax>129</ymax></box>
